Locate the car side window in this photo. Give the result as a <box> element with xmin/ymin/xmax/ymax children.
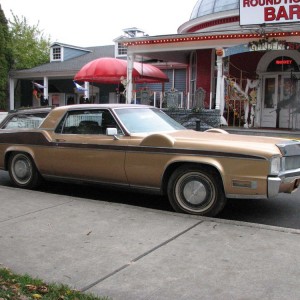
<box><xmin>56</xmin><ymin>109</ymin><xmax>122</xmax><ymax>135</ymax></box>
<box><xmin>3</xmin><ymin>113</ymin><xmax>48</xmax><ymax>129</ymax></box>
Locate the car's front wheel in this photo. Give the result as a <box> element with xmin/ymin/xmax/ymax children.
<box><xmin>167</xmin><ymin>165</ymin><xmax>226</xmax><ymax>217</ymax></box>
<box><xmin>8</xmin><ymin>152</ymin><xmax>42</xmax><ymax>189</ymax></box>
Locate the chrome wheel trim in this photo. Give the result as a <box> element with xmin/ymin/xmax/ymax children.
<box><xmin>11</xmin><ymin>154</ymin><xmax>33</xmax><ymax>185</ymax></box>
<box><xmin>183</xmin><ymin>180</ymin><xmax>207</xmax><ymax>205</ymax></box>
<box><xmin>175</xmin><ymin>172</ymin><xmax>216</xmax><ymax>213</ymax></box>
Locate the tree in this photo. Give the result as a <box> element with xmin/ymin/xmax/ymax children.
<box><xmin>0</xmin><ymin>4</ymin><xmax>13</xmax><ymax>110</ymax></box>
<box><xmin>8</xmin><ymin>12</ymin><xmax>51</xmax><ymax>70</ymax></box>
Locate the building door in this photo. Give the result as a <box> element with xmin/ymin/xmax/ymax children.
<box><xmin>261</xmin><ymin>75</ymin><xmax>278</xmax><ymax>128</ymax></box>
<box><xmin>261</xmin><ymin>74</ymin><xmax>299</xmax><ymax>128</ymax></box>
<box><xmin>278</xmin><ymin>75</ymin><xmax>299</xmax><ymax>129</ymax></box>
<box><xmin>259</xmin><ymin>54</ymin><xmax>300</xmax><ymax>129</ymax></box>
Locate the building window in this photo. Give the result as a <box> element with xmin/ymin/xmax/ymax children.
<box><xmin>52</xmin><ymin>47</ymin><xmax>61</xmax><ymax>61</ymax></box>
<box><xmin>117</xmin><ymin>43</ymin><xmax>127</xmax><ymax>56</ymax></box>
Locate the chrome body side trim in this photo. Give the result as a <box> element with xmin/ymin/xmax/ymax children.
<box><xmin>226</xmin><ymin>194</ymin><xmax>267</xmax><ymax>199</ymax></box>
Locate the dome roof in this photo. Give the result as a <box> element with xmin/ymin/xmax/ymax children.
<box><xmin>190</xmin><ymin>0</ymin><xmax>239</xmax><ymax>19</ymax></box>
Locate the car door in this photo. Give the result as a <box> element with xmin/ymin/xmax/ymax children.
<box><xmin>47</xmin><ymin>109</ymin><xmax>128</xmax><ymax>185</ymax></box>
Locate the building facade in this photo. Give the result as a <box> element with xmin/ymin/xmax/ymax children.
<box><xmin>120</xmin><ymin>0</ymin><xmax>300</xmax><ymax>129</ymax></box>
<box><xmin>8</xmin><ymin>0</ymin><xmax>300</xmax><ymax>129</ymax></box>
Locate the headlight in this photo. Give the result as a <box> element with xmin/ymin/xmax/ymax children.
<box><xmin>270</xmin><ymin>156</ymin><xmax>281</xmax><ymax>175</ymax></box>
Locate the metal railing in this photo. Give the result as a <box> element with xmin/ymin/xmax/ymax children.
<box><xmin>133</xmin><ymin>91</ymin><xmax>187</xmax><ymax>109</ymax></box>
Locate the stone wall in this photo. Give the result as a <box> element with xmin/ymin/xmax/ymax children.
<box><xmin>164</xmin><ymin>109</ymin><xmax>221</xmax><ymax>131</ymax></box>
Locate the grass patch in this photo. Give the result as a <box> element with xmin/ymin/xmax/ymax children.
<box><xmin>0</xmin><ymin>267</ymin><xmax>111</xmax><ymax>300</ymax></box>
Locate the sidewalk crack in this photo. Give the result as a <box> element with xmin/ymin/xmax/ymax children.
<box><xmin>0</xmin><ymin>200</ymin><xmax>74</xmax><ymax>224</ymax></box>
<box><xmin>81</xmin><ymin>220</ymin><xmax>204</xmax><ymax>292</ymax></box>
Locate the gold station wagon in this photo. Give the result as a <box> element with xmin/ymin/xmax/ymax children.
<box><xmin>0</xmin><ymin>104</ymin><xmax>299</xmax><ymax>217</ymax></box>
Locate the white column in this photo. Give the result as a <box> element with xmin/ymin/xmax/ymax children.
<box><xmin>43</xmin><ymin>77</ymin><xmax>49</xmax><ymax>103</ymax></box>
<box><xmin>160</xmin><ymin>92</ymin><xmax>163</xmax><ymax>108</ymax></box>
<box><xmin>9</xmin><ymin>78</ymin><xmax>15</xmax><ymax>110</ymax></box>
<box><xmin>215</xmin><ymin>55</ymin><xmax>223</xmax><ymax>110</ymax></box>
<box><xmin>84</xmin><ymin>82</ymin><xmax>89</xmax><ymax>99</ymax></box>
<box><xmin>127</xmin><ymin>54</ymin><xmax>134</xmax><ymax>104</ymax></box>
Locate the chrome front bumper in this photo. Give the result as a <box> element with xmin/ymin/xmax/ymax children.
<box><xmin>268</xmin><ymin>169</ymin><xmax>300</xmax><ymax>198</ymax></box>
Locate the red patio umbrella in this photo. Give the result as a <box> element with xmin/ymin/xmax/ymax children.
<box><xmin>74</xmin><ymin>57</ymin><xmax>138</xmax><ymax>83</ymax></box>
<box><xmin>74</xmin><ymin>57</ymin><xmax>168</xmax><ymax>84</ymax></box>
<box><xmin>134</xmin><ymin>62</ymin><xmax>169</xmax><ymax>83</ymax></box>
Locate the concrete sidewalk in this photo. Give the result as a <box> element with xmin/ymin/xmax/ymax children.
<box><xmin>0</xmin><ymin>185</ymin><xmax>300</xmax><ymax>300</ymax></box>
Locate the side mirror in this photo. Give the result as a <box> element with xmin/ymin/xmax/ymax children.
<box><xmin>106</xmin><ymin>127</ymin><xmax>120</xmax><ymax>140</ymax></box>
<box><xmin>106</xmin><ymin>128</ymin><xmax>118</xmax><ymax>136</ymax></box>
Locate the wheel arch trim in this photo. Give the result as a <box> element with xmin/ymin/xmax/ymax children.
<box><xmin>4</xmin><ymin>147</ymin><xmax>35</xmax><ymax>170</ymax></box>
<box><xmin>161</xmin><ymin>159</ymin><xmax>225</xmax><ymax>194</ymax></box>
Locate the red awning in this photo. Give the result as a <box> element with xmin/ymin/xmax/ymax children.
<box><xmin>74</xmin><ymin>57</ymin><xmax>168</xmax><ymax>84</ymax></box>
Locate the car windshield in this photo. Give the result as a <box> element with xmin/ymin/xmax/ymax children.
<box><xmin>114</xmin><ymin>107</ymin><xmax>186</xmax><ymax>134</ymax></box>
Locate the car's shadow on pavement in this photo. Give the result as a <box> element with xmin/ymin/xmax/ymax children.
<box><xmin>1</xmin><ymin>170</ymin><xmax>300</xmax><ymax>229</ymax></box>
<box><xmin>218</xmin><ymin>195</ymin><xmax>300</xmax><ymax>229</ymax></box>
<box><xmin>39</xmin><ymin>181</ymin><xmax>298</xmax><ymax>228</ymax></box>
<box><xmin>38</xmin><ymin>180</ymin><xmax>174</xmax><ymax>212</ymax></box>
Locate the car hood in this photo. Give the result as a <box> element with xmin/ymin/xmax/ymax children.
<box><xmin>138</xmin><ymin>130</ymin><xmax>295</xmax><ymax>159</ymax></box>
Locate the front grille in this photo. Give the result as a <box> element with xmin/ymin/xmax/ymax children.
<box><xmin>284</xmin><ymin>156</ymin><xmax>300</xmax><ymax>170</ymax></box>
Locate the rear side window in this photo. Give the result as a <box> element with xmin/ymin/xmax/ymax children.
<box><xmin>3</xmin><ymin>113</ymin><xmax>49</xmax><ymax>129</ymax></box>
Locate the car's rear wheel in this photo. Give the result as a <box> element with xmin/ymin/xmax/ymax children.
<box><xmin>8</xmin><ymin>152</ymin><xmax>41</xmax><ymax>189</ymax></box>
<box><xmin>167</xmin><ymin>165</ymin><xmax>226</xmax><ymax>217</ymax></box>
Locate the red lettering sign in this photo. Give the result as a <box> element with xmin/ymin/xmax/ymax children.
<box><xmin>277</xmin><ymin>5</ymin><xmax>289</xmax><ymax>20</ymax></box>
<box><xmin>276</xmin><ymin>60</ymin><xmax>292</xmax><ymax>64</ymax></box>
<box><xmin>289</xmin><ymin>5</ymin><xmax>300</xmax><ymax>19</ymax></box>
<box><xmin>264</xmin><ymin>5</ymin><xmax>300</xmax><ymax>21</ymax></box>
<box><xmin>265</xmin><ymin>7</ymin><xmax>276</xmax><ymax>20</ymax></box>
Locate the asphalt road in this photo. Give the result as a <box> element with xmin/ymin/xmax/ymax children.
<box><xmin>1</xmin><ymin>170</ymin><xmax>300</xmax><ymax>230</ymax></box>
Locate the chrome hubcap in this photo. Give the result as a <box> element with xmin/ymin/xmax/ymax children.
<box><xmin>175</xmin><ymin>171</ymin><xmax>216</xmax><ymax>213</ymax></box>
<box><xmin>13</xmin><ymin>158</ymin><xmax>31</xmax><ymax>182</ymax></box>
<box><xmin>15</xmin><ymin>160</ymin><xmax>29</xmax><ymax>178</ymax></box>
<box><xmin>183</xmin><ymin>180</ymin><xmax>207</xmax><ymax>205</ymax></box>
